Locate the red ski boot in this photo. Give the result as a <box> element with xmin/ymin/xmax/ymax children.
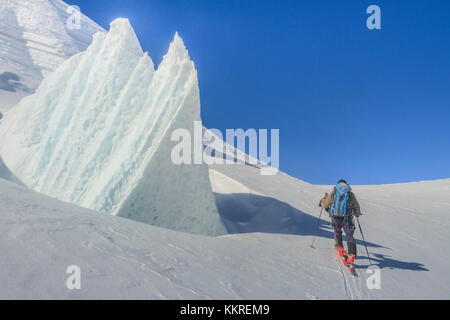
<box><xmin>334</xmin><ymin>245</ymin><xmax>349</xmax><ymax>267</ymax></box>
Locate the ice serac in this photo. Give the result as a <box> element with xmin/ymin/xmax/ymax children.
<box><xmin>0</xmin><ymin>18</ymin><xmax>226</xmax><ymax>236</ymax></box>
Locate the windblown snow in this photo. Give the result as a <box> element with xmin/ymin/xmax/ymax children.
<box><xmin>0</xmin><ymin>0</ymin><xmax>104</xmax><ymax>111</ymax></box>
<box><xmin>0</xmin><ymin>18</ymin><xmax>226</xmax><ymax>236</ymax></box>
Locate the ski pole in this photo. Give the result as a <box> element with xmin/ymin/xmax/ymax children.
<box><xmin>311</xmin><ymin>193</ymin><xmax>327</xmax><ymax>249</ymax></box>
<box><xmin>356</xmin><ymin>216</ymin><xmax>372</xmax><ymax>265</ymax></box>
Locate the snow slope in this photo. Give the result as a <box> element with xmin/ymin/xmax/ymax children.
<box><xmin>0</xmin><ymin>18</ymin><xmax>225</xmax><ymax>236</ymax></box>
<box><xmin>0</xmin><ymin>176</ymin><xmax>344</xmax><ymax>300</ymax></box>
<box><xmin>0</xmin><ymin>0</ymin><xmax>104</xmax><ymax>111</ymax></box>
<box><xmin>210</xmin><ymin>163</ymin><xmax>450</xmax><ymax>299</ymax></box>
<box><xmin>1</xmin><ymin>172</ymin><xmax>449</xmax><ymax>299</ymax></box>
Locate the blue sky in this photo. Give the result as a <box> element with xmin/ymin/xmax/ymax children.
<box><xmin>71</xmin><ymin>0</ymin><xmax>450</xmax><ymax>185</ymax></box>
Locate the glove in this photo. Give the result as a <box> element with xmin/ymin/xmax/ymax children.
<box><xmin>318</xmin><ymin>192</ymin><xmax>328</xmax><ymax>208</ymax></box>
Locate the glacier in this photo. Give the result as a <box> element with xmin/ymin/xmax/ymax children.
<box><xmin>0</xmin><ymin>18</ymin><xmax>226</xmax><ymax>236</ymax></box>
<box><xmin>0</xmin><ymin>0</ymin><xmax>104</xmax><ymax>111</ymax></box>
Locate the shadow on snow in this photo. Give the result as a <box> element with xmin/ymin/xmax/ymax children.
<box><xmin>215</xmin><ymin>192</ymin><xmax>428</xmax><ymax>272</ymax></box>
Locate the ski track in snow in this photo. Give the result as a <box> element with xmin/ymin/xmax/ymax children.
<box><xmin>335</xmin><ymin>259</ymin><xmax>353</xmax><ymax>299</ymax></box>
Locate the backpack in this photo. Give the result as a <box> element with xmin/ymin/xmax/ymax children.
<box><xmin>330</xmin><ymin>183</ymin><xmax>352</xmax><ymax>217</ymax></box>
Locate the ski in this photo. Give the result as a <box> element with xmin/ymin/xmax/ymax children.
<box><xmin>347</xmin><ymin>263</ymin><xmax>356</xmax><ymax>277</ymax></box>
<box><xmin>334</xmin><ymin>245</ymin><xmax>357</xmax><ymax>276</ymax></box>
